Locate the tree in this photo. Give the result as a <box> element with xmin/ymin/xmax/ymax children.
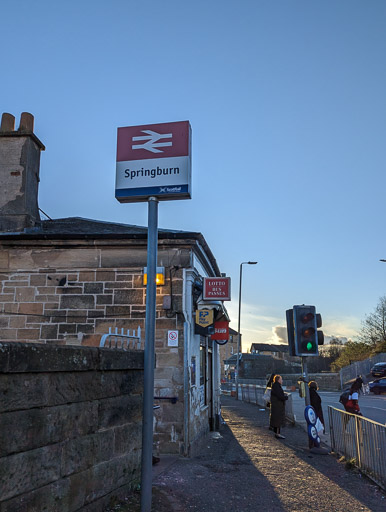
<box><xmin>357</xmin><ymin>295</ymin><xmax>386</xmax><ymax>349</ymax></box>
<box><xmin>331</xmin><ymin>341</ymin><xmax>371</xmax><ymax>371</ymax></box>
<box><xmin>319</xmin><ymin>338</ymin><xmax>344</xmax><ymax>362</ymax></box>
<box><xmin>331</xmin><ymin>296</ymin><xmax>386</xmax><ymax>370</ymax></box>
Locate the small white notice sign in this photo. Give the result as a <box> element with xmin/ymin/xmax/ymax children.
<box><xmin>167</xmin><ymin>330</ymin><xmax>178</xmax><ymax>347</ymax></box>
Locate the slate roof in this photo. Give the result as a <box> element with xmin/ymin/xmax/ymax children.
<box><xmin>0</xmin><ymin>217</ymin><xmax>221</xmax><ymax>275</ymax></box>
<box><xmin>39</xmin><ymin>217</ymin><xmax>193</xmax><ymax>236</ymax></box>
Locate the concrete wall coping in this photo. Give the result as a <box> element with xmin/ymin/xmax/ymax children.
<box><xmin>0</xmin><ymin>342</ymin><xmax>144</xmax><ymax>373</ymax></box>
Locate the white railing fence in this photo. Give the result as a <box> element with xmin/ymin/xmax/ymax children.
<box><xmin>99</xmin><ymin>326</ymin><xmax>142</xmax><ymax>350</ymax></box>
<box><xmin>328</xmin><ymin>406</ymin><xmax>386</xmax><ymax>490</ymax></box>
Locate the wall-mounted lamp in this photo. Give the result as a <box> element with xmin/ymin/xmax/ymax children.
<box><xmin>143</xmin><ymin>267</ymin><xmax>165</xmax><ymax>286</ymax></box>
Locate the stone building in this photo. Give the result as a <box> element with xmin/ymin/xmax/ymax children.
<box><xmin>218</xmin><ymin>327</ymin><xmax>238</xmax><ymax>380</ymax></box>
<box><xmin>0</xmin><ymin>112</ymin><xmax>229</xmax><ymax>455</ymax></box>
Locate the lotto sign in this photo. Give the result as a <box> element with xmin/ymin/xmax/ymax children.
<box><xmin>116</xmin><ymin>121</ymin><xmax>192</xmax><ymax>202</ymax></box>
<box><xmin>203</xmin><ymin>277</ymin><xmax>231</xmax><ymax>301</ymax></box>
<box><xmin>167</xmin><ymin>330</ymin><xmax>179</xmax><ymax>347</ymax></box>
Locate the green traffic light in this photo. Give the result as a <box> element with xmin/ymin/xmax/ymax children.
<box><xmin>307</xmin><ymin>342</ymin><xmax>313</xmax><ymax>351</ymax></box>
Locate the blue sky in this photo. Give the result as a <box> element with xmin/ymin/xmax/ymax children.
<box><xmin>2</xmin><ymin>1</ymin><xmax>386</xmax><ymax>348</ymax></box>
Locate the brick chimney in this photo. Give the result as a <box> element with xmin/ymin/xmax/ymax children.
<box><xmin>0</xmin><ymin>112</ymin><xmax>45</xmax><ymax>232</ymax></box>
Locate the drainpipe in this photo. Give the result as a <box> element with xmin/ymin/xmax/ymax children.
<box><xmin>182</xmin><ymin>268</ymin><xmax>192</xmax><ymax>456</ymax></box>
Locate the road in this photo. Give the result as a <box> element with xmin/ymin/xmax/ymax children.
<box><xmin>291</xmin><ymin>391</ymin><xmax>386</xmax><ymax>448</ymax></box>
<box><xmin>292</xmin><ymin>391</ymin><xmax>386</xmax><ymax>426</ymax></box>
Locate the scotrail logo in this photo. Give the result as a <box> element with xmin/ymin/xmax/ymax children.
<box><xmin>132</xmin><ymin>130</ymin><xmax>172</xmax><ymax>153</ymax></box>
<box><xmin>159</xmin><ymin>186</ymin><xmax>182</xmax><ymax>193</ymax></box>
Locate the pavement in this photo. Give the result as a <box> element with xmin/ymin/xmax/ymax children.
<box><xmin>112</xmin><ymin>394</ymin><xmax>385</xmax><ymax>511</ymax></box>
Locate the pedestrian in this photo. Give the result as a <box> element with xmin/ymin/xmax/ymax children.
<box><xmin>264</xmin><ymin>373</ymin><xmax>275</xmax><ymax>409</ymax></box>
<box><xmin>344</xmin><ymin>377</ymin><xmax>363</xmax><ymax>416</ymax></box>
<box><xmin>308</xmin><ymin>381</ymin><xmax>325</xmax><ymax>433</ymax></box>
<box><xmin>269</xmin><ymin>374</ymin><xmax>288</xmax><ymax>439</ymax></box>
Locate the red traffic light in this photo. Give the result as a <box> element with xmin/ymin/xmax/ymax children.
<box><xmin>301</xmin><ymin>313</ymin><xmax>314</xmax><ymax>323</ymax></box>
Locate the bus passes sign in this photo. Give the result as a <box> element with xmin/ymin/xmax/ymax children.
<box><xmin>116</xmin><ymin>121</ymin><xmax>192</xmax><ymax>203</ymax></box>
<box><xmin>203</xmin><ymin>277</ymin><xmax>231</xmax><ymax>301</ymax></box>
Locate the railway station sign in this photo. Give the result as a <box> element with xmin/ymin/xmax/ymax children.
<box><xmin>116</xmin><ymin>120</ymin><xmax>192</xmax><ymax>202</ymax></box>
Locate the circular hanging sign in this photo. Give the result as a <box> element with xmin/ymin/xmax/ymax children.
<box><xmin>308</xmin><ymin>425</ymin><xmax>318</xmax><ymax>440</ymax></box>
<box><xmin>304</xmin><ymin>405</ymin><xmax>317</xmax><ymax>425</ymax></box>
<box><xmin>215</xmin><ymin>339</ymin><xmax>229</xmax><ymax>346</ymax></box>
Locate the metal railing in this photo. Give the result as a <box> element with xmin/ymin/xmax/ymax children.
<box><xmin>99</xmin><ymin>326</ymin><xmax>142</xmax><ymax>349</ymax></box>
<box><xmin>340</xmin><ymin>353</ymin><xmax>386</xmax><ymax>387</ymax></box>
<box><xmin>237</xmin><ymin>383</ymin><xmax>295</xmax><ymax>424</ymax></box>
<box><xmin>328</xmin><ymin>406</ymin><xmax>386</xmax><ymax>490</ymax></box>
<box><xmin>221</xmin><ymin>382</ymin><xmax>234</xmax><ymax>394</ymax></box>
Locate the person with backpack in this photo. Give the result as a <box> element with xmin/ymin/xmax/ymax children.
<box><xmin>342</xmin><ymin>377</ymin><xmax>363</xmax><ymax>416</ymax></box>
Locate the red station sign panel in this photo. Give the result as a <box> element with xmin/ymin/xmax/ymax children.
<box><xmin>203</xmin><ymin>277</ymin><xmax>231</xmax><ymax>301</ymax></box>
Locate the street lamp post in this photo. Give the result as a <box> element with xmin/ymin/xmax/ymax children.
<box><xmin>235</xmin><ymin>261</ymin><xmax>258</xmax><ymax>400</ymax></box>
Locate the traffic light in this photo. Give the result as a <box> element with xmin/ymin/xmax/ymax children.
<box><xmin>286</xmin><ymin>308</ymin><xmax>296</xmax><ymax>356</ymax></box>
<box><xmin>293</xmin><ymin>305</ymin><xmax>324</xmax><ymax>356</ymax></box>
<box><xmin>286</xmin><ymin>305</ymin><xmax>324</xmax><ymax>356</ymax></box>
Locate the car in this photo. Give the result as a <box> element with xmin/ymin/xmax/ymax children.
<box><xmin>369</xmin><ymin>377</ymin><xmax>386</xmax><ymax>395</ymax></box>
<box><xmin>370</xmin><ymin>362</ymin><xmax>386</xmax><ymax>378</ymax></box>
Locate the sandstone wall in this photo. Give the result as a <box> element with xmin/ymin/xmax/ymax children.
<box><xmin>0</xmin><ymin>342</ymin><xmax>144</xmax><ymax>511</ymax></box>
<box><xmin>0</xmin><ymin>240</ymin><xmax>190</xmax><ymax>455</ymax></box>
<box><xmin>0</xmin><ymin>242</ymin><xmax>185</xmax><ymax>347</ymax></box>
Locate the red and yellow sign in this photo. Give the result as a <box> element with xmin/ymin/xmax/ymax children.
<box><xmin>211</xmin><ymin>321</ymin><xmax>229</xmax><ymax>344</ymax></box>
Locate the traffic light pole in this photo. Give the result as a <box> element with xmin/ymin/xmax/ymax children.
<box><xmin>302</xmin><ymin>356</ymin><xmax>329</xmax><ymax>454</ymax></box>
<box><xmin>301</xmin><ymin>357</ymin><xmax>310</xmax><ymax>407</ymax></box>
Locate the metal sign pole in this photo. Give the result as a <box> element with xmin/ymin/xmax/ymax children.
<box><xmin>140</xmin><ymin>196</ymin><xmax>158</xmax><ymax>512</ymax></box>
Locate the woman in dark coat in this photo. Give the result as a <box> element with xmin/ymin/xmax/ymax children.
<box><xmin>308</xmin><ymin>381</ymin><xmax>325</xmax><ymax>431</ymax></box>
<box><xmin>269</xmin><ymin>375</ymin><xmax>288</xmax><ymax>439</ymax></box>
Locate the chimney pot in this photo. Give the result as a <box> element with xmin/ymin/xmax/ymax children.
<box><xmin>19</xmin><ymin>112</ymin><xmax>34</xmax><ymax>132</ymax></box>
<box><xmin>0</xmin><ymin>113</ymin><xmax>15</xmax><ymax>132</ymax></box>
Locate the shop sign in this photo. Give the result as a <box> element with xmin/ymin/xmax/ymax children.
<box><xmin>211</xmin><ymin>321</ymin><xmax>229</xmax><ymax>345</ymax></box>
<box><xmin>195</xmin><ymin>309</ymin><xmax>214</xmax><ymax>328</ymax></box>
<box><xmin>203</xmin><ymin>277</ymin><xmax>231</xmax><ymax>301</ymax></box>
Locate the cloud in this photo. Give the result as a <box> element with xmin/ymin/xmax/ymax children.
<box><xmin>270</xmin><ymin>325</ymin><xmax>288</xmax><ymax>345</ymax></box>
<box><xmin>267</xmin><ymin>325</ymin><xmax>351</xmax><ymax>346</ymax></box>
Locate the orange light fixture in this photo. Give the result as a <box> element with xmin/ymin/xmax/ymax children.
<box><xmin>143</xmin><ymin>267</ymin><xmax>165</xmax><ymax>286</ymax></box>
